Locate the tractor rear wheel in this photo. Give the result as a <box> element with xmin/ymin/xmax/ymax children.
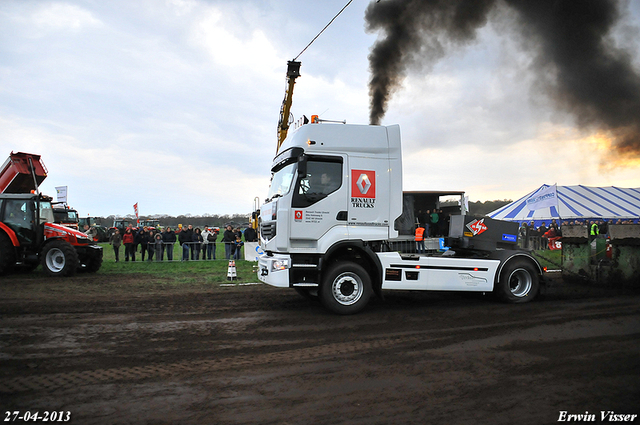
<box><xmin>41</xmin><ymin>240</ymin><xmax>79</xmax><ymax>277</ymax></box>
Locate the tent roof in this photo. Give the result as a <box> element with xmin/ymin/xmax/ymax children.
<box><xmin>488</xmin><ymin>185</ymin><xmax>640</xmax><ymax>222</ymax></box>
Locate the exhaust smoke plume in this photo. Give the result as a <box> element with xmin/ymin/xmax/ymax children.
<box><xmin>365</xmin><ymin>0</ymin><xmax>640</xmax><ymax>158</ymax></box>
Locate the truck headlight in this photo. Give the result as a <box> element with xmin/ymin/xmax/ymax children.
<box><xmin>271</xmin><ymin>258</ymin><xmax>289</xmax><ymax>271</ymax></box>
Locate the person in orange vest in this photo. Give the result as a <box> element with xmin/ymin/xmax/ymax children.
<box><xmin>415</xmin><ymin>223</ymin><xmax>425</xmax><ymax>254</ymax></box>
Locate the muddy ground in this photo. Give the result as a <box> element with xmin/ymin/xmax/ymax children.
<box><xmin>1</xmin><ymin>273</ymin><xmax>639</xmax><ymax>425</ymax></box>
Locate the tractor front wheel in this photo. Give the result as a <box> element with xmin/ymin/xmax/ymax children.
<box><xmin>41</xmin><ymin>240</ymin><xmax>79</xmax><ymax>277</ymax></box>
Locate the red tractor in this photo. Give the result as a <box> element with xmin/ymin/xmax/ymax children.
<box><xmin>0</xmin><ymin>152</ymin><xmax>103</xmax><ymax>276</ymax></box>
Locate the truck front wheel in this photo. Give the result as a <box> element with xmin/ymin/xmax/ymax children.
<box><xmin>320</xmin><ymin>262</ymin><xmax>372</xmax><ymax>315</ymax></box>
<box><xmin>41</xmin><ymin>240</ymin><xmax>79</xmax><ymax>277</ymax></box>
<box><xmin>496</xmin><ymin>259</ymin><xmax>539</xmax><ymax>303</ymax></box>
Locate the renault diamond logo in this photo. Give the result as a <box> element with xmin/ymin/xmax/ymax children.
<box><xmin>356</xmin><ymin>173</ymin><xmax>372</xmax><ymax>195</ymax></box>
<box><xmin>351</xmin><ymin>169</ymin><xmax>376</xmax><ymax>199</ymax></box>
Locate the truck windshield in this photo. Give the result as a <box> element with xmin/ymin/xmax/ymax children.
<box><xmin>267</xmin><ymin>162</ymin><xmax>296</xmax><ymax>201</ymax></box>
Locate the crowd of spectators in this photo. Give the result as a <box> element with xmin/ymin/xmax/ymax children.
<box><xmin>518</xmin><ymin>218</ymin><xmax>638</xmax><ymax>249</ymax></box>
<box><xmin>95</xmin><ymin>223</ymin><xmax>258</xmax><ymax>263</ymax></box>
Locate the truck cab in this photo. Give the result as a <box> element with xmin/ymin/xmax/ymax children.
<box><xmin>258</xmin><ymin>122</ymin><xmax>544</xmax><ymax>314</ymax></box>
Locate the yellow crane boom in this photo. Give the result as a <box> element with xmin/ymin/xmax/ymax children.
<box><xmin>276</xmin><ymin>60</ymin><xmax>301</xmax><ymax>153</ymax></box>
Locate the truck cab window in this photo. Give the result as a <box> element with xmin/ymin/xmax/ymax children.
<box><xmin>267</xmin><ymin>162</ymin><xmax>296</xmax><ymax>201</ymax></box>
<box><xmin>293</xmin><ymin>160</ymin><xmax>342</xmax><ymax>208</ymax></box>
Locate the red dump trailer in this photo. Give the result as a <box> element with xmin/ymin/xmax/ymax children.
<box><xmin>0</xmin><ymin>152</ymin><xmax>48</xmax><ymax>194</ymax></box>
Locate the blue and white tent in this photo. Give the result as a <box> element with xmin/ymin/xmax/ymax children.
<box><xmin>488</xmin><ymin>185</ymin><xmax>640</xmax><ymax>224</ymax></box>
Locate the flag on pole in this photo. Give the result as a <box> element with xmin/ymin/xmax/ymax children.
<box><xmin>526</xmin><ymin>184</ymin><xmax>558</xmax><ymax>211</ymax></box>
<box><xmin>134</xmin><ymin>203</ymin><xmax>139</xmax><ymax>225</ymax></box>
<box><xmin>55</xmin><ymin>186</ymin><xmax>68</xmax><ymax>203</ymax></box>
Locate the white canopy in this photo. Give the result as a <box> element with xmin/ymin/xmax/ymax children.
<box><xmin>488</xmin><ymin>184</ymin><xmax>640</xmax><ymax>224</ymax></box>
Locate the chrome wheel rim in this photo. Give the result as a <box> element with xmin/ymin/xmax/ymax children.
<box><xmin>331</xmin><ymin>272</ymin><xmax>363</xmax><ymax>306</ymax></box>
<box><xmin>509</xmin><ymin>268</ymin><xmax>532</xmax><ymax>297</ymax></box>
<box><xmin>45</xmin><ymin>248</ymin><xmax>66</xmax><ymax>273</ymax></box>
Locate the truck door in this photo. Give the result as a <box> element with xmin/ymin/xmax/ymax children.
<box><xmin>347</xmin><ymin>156</ymin><xmax>392</xmax><ymax>240</ymax></box>
<box><xmin>289</xmin><ymin>155</ymin><xmax>347</xmax><ymax>247</ymax></box>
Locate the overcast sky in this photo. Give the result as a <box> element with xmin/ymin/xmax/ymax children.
<box><xmin>2</xmin><ymin>0</ymin><xmax>640</xmax><ymax>218</ymax></box>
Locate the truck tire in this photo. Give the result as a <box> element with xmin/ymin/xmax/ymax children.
<box><xmin>0</xmin><ymin>234</ymin><xmax>16</xmax><ymax>275</ymax></box>
<box><xmin>41</xmin><ymin>240</ymin><xmax>79</xmax><ymax>277</ymax></box>
<box><xmin>496</xmin><ymin>259</ymin><xmax>539</xmax><ymax>303</ymax></box>
<box><xmin>320</xmin><ymin>262</ymin><xmax>372</xmax><ymax>315</ymax></box>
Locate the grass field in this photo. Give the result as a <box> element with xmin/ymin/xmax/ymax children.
<box><xmin>97</xmin><ymin>242</ymin><xmax>258</xmax><ymax>283</ymax></box>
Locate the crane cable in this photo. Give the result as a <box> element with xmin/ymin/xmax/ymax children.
<box><xmin>293</xmin><ymin>0</ymin><xmax>354</xmax><ymax>61</ymax></box>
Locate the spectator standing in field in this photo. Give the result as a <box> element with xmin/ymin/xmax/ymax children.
<box><xmin>178</xmin><ymin>226</ymin><xmax>191</xmax><ymax>261</ymax></box>
<box><xmin>123</xmin><ymin>227</ymin><xmax>135</xmax><ymax>261</ymax></box>
<box><xmin>135</xmin><ymin>227</ymin><xmax>149</xmax><ymax>261</ymax></box>
<box><xmin>109</xmin><ymin>229</ymin><xmax>122</xmax><ymax>262</ymax></box>
<box><xmin>234</xmin><ymin>235</ymin><xmax>244</xmax><ymax>260</ymax></box>
<box><xmin>210</xmin><ymin>228</ymin><xmax>219</xmax><ymax>259</ymax></box>
<box><xmin>223</xmin><ymin>225</ymin><xmax>236</xmax><ymax>259</ymax></box>
<box><xmin>154</xmin><ymin>231</ymin><xmax>164</xmax><ymax>261</ymax></box>
<box><xmin>192</xmin><ymin>228</ymin><xmax>203</xmax><ymax>260</ymax></box>
<box><xmin>148</xmin><ymin>229</ymin><xmax>157</xmax><ymax>261</ymax></box>
<box><xmin>202</xmin><ymin>227</ymin><xmax>211</xmax><ymax>260</ymax></box>
<box><xmin>163</xmin><ymin>227</ymin><xmax>176</xmax><ymax>261</ymax></box>
<box><xmin>244</xmin><ymin>226</ymin><xmax>257</xmax><ymax>242</ymax></box>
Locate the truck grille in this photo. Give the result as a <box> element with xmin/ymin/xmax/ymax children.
<box><xmin>260</xmin><ymin>223</ymin><xmax>276</xmax><ymax>241</ymax></box>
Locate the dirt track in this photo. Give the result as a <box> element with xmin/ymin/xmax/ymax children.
<box><xmin>1</xmin><ymin>273</ymin><xmax>639</xmax><ymax>425</ymax></box>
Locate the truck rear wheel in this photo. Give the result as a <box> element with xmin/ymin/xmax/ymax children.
<box><xmin>496</xmin><ymin>259</ymin><xmax>539</xmax><ymax>303</ymax></box>
<box><xmin>320</xmin><ymin>262</ymin><xmax>372</xmax><ymax>315</ymax></box>
<box><xmin>41</xmin><ymin>240</ymin><xmax>79</xmax><ymax>277</ymax></box>
<box><xmin>0</xmin><ymin>234</ymin><xmax>16</xmax><ymax>275</ymax></box>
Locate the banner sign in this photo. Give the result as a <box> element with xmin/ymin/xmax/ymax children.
<box><xmin>527</xmin><ymin>184</ymin><xmax>558</xmax><ymax>211</ymax></box>
<box><xmin>55</xmin><ymin>186</ymin><xmax>67</xmax><ymax>203</ymax></box>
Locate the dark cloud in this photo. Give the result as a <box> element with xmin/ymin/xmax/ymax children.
<box><xmin>366</xmin><ymin>0</ymin><xmax>640</xmax><ymax>157</ymax></box>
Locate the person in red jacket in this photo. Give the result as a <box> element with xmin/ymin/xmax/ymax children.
<box><xmin>415</xmin><ymin>224</ymin><xmax>425</xmax><ymax>254</ymax></box>
<box><xmin>123</xmin><ymin>227</ymin><xmax>136</xmax><ymax>261</ymax></box>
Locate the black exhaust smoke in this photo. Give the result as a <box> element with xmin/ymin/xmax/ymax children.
<box><xmin>366</xmin><ymin>0</ymin><xmax>640</xmax><ymax>158</ymax></box>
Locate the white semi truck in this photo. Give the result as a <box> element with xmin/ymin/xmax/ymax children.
<box><xmin>257</xmin><ymin>121</ymin><xmax>545</xmax><ymax>314</ymax></box>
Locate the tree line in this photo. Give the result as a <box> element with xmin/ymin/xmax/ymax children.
<box><xmin>94</xmin><ymin>214</ymin><xmax>251</xmax><ymax>229</ymax></box>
